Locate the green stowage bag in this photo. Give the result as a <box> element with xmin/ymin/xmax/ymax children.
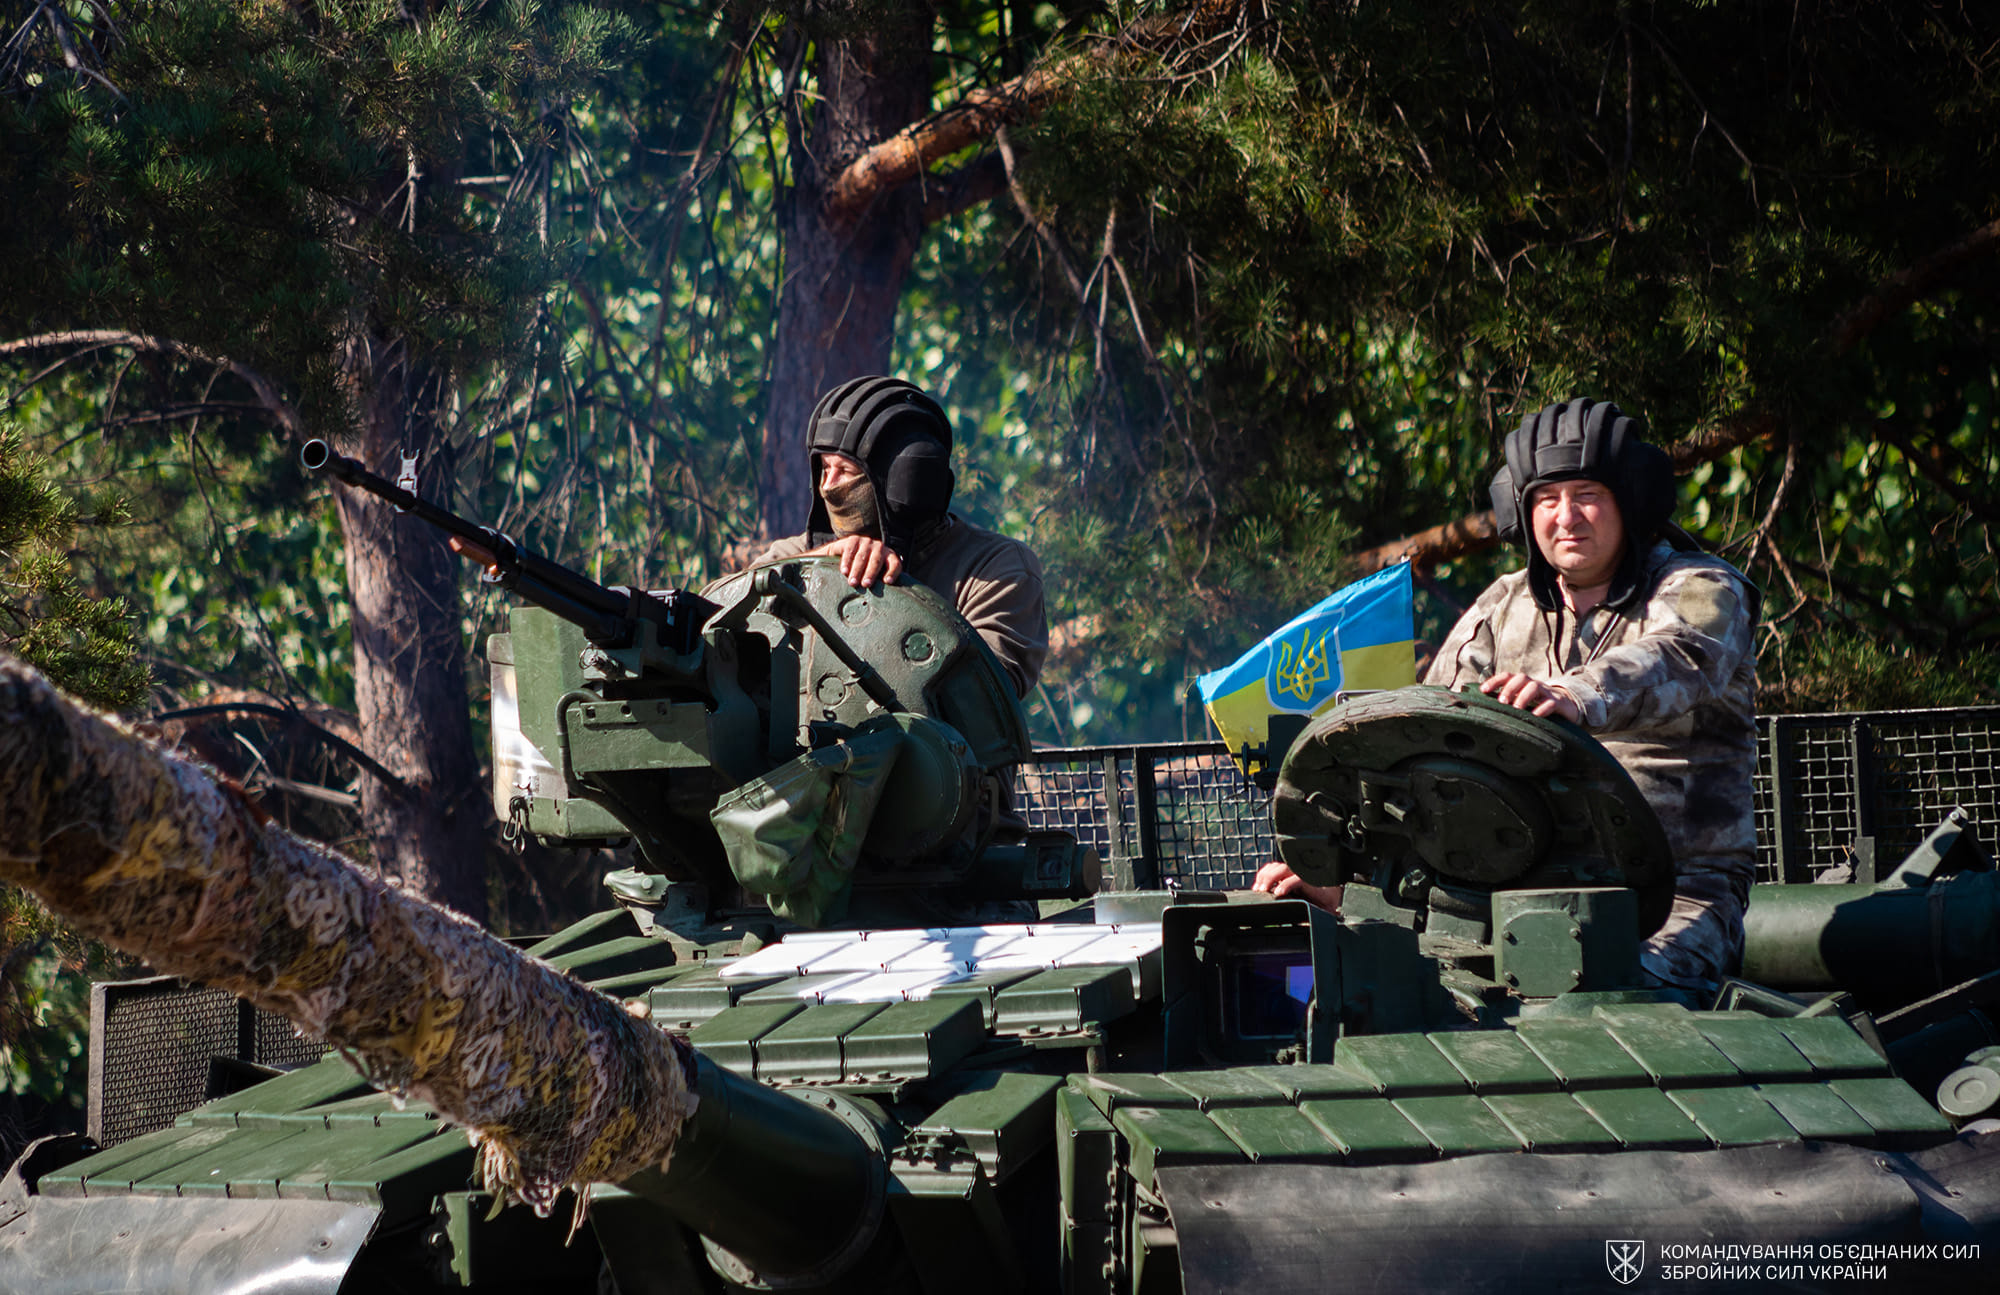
<box><xmin>709</xmin><ymin>727</ymin><xmax>903</xmax><ymax>927</ymax></box>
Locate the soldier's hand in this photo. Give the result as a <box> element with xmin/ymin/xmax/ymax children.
<box><xmin>817</xmin><ymin>534</ymin><xmax>904</xmax><ymax>589</ymax></box>
<box><xmin>1481</xmin><ymin>672</ymin><xmax>1582</xmax><ymax>724</ymax></box>
<box><xmin>1251</xmin><ymin>861</ymin><xmax>1343</xmax><ymax>915</ymax></box>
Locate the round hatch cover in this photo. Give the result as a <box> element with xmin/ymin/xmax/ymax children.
<box><xmin>1273</xmin><ymin>685</ymin><xmax>1673</xmax><ymax>936</ymax></box>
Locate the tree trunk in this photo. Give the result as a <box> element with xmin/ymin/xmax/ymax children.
<box><xmin>333</xmin><ymin>337</ymin><xmax>491</xmax><ymax>921</ymax></box>
<box><xmin>757</xmin><ymin>5</ymin><xmax>936</xmax><ymax>539</ymax></box>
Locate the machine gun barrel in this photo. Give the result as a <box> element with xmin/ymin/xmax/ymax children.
<box><xmin>301</xmin><ymin>439</ymin><xmax>705</xmax><ymax>649</ymax></box>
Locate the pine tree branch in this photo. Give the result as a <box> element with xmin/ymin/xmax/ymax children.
<box><xmin>1744</xmin><ymin>421</ymin><xmax>1803</xmax><ymax>569</ymax></box>
<box><xmin>996</xmin><ymin>128</ymin><xmax>1101</xmax><ymax>361</ymax></box>
<box><xmin>825</xmin><ymin>0</ymin><xmax>1252</xmax><ymax>229</ymax></box>
<box><xmin>994</xmin><ymin>125</ymin><xmax>1142</xmax><ymax>476</ymax></box>
<box><xmin>2</xmin><ymin>0</ymin><xmax>127</xmax><ymax>103</ymax></box>
<box><xmin>152</xmin><ymin>700</ymin><xmax>406</xmax><ymax>795</ymax></box>
<box><xmin>0</xmin><ymin>331</ymin><xmax>308</xmax><ymax>442</ymax></box>
<box><xmin>827</xmin><ymin>66</ymin><xmax>1063</xmax><ymax>228</ymax></box>
<box><xmin>1871</xmin><ymin>416</ymin><xmax>2000</xmax><ymax>531</ymax></box>
<box><xmin>1830</xmin><ymin>215</ymin><xmax>2000</xmax><ymax>357</ymax></box>
<box><xmin>95</xmin><ymin>402</ymin><xmax>271</xmax><ymax>430</ymax></box>
<box><xmin>1664</xmin><ymin>411</ymin><xmax>1780</xmax><ymax>472</ymax></box>
<box><xmin>1352</xmin><ymin>508</ymin><xmax>1502</xmax><ymax>575</ymax></box>
<box><xmin>918</xmin><ymin>151</ymin><xmax>1011</xmax><ymax>225</ymax></box>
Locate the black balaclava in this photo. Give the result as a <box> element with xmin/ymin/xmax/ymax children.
<box><xmin>805</xmin><ymin>376</ymin><xmax>955</xmax><ymax>556</ymax></box>
<box><xmin>1487</xmin><ymin>397</ymin><xmax>1687</xmax><ymax>613</ymax></box>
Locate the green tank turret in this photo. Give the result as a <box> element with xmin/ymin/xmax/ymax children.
<box><xmin>306</xmin><ymin>436</ymin><xmax>1092</xmax><ymax>930</ymax></box>
<box><xmin>4</xmin><ymin>454</ymin><xmax>2000</xmax><ymax>1293</ymax></box>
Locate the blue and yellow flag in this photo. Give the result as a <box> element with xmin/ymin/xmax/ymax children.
<box><xmin>1195</xmin><ymin>563</ymin><xmax>1416</xmax><ymax>756</ymax></box>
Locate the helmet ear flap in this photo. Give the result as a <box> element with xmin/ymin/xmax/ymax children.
<box><xmin>1591</xmin><ymin>401</ymin><xmax>1674</xmax><ymax>542</ymax></box>
<box><xmin>1488</xmin><ymin>463</ymin><xmax>1521</xmax><ymax>541</ymax></box>
<box><xmin>1617</xmin><ymin>439</ymin><xmax>1676</xmax><ymax>541</ymax></box>
<box><xmin>1490</xmin><ymin>409</ymin><xmax>1540</xmax><ymax>541</ymax></box>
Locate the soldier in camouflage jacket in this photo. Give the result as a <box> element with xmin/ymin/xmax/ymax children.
<box><xmin>1424</xmin><ymin>398</ymin><xmax>1759</xmax><ymax>994</ymax></box>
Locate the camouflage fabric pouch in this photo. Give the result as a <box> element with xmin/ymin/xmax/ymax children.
<box><xmin>709</xmin><ymin>728</ymin><xmax>903</xmax><ymax>926</ymax></box>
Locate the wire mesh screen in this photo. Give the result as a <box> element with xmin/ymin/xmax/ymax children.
<box><xmin>1871</xmin><ymin>713</ymin><xmax>2000</xmax><ymax>862</ymax></box>
<box><xmin>1755</xmin><ymin>707</ymin><xmax>2000</xmax><ymax>883</ymax></box>
<box><xmin>89</xmin><ymin>978</ymin><xmax>238</xmax><ymax>1148</ymax></box>
<box><xmin>1147</xmin><ymin>747</ymin><xmax>1277</xmax><ymax>888</ymax></box>
<box><xmin>88</xmin><ymin>976</ymin><xmax>329</xmax><ymax>1147</ymax></box>
<box><xmin>1756</xmin><ymin>717</ymin><xmax>1867</xmax><ymax>883</ymax></box>
<box><xmin>1019</xmin><ymin>705</ymin><xmax>2000</xmax><ymax>891</ymax></box>
<box><xmin>1014</xmin><ymin>744</ymin><xmax>1273</xmax><ymax>891</ymax></box>
<box><xmin>1014</xmin><ymin>751</ymin><xmax>1120</xmax><ymax>864</ymax></box>
<box><xmin>257</xmin><ymin>1006</ymin><xmax>331</xmax><ymax>1071</ymax></box>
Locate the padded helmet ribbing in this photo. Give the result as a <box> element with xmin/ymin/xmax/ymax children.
<box><xmin>1488</xmin><ymin>398</ymin><xmax>1677</xmax><ymax>611</ymax></box>
<box><xmin>805</xmin><ymin>376</ymin><xmax>956</xmax><ymax>551</ymax></box>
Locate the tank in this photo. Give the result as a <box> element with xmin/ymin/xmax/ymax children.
<box><xmin>3</xmin><ymin>449</ymin><xmax>2000</xmax><ymax>1293</ymax></box>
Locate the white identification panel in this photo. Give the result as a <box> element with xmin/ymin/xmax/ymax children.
<box><xmin>716</xmin><ymin>922</ymin><xmax>1164</xmax><ymax>1004</ymax></box>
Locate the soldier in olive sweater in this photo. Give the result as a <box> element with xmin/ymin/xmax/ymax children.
<box><xmin>751</xmin><ymin>375</ymin><xmax>1048</xmax><ymax>701</ymax></box>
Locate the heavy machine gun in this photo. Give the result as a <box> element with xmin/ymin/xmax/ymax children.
<box><xmin>300</xmin><ymin>438</ymin><xmax>1095</xmax><ymax>928</ymax></box>
<box><xmin>301</xmin><ymin>439</ymin><xmax>713</xmax><ymax>657</ymax></box>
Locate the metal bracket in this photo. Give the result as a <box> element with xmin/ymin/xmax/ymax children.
<box><xmin>394</xmin><ymin>449</ymin><xmax>420</xmax><ymax>507</ymax></box>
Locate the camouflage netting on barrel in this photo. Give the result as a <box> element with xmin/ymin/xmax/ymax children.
<box><xmin>0</xmin><ymin>653</ymin><xmax>698</xmax><ymax>1216</ymax></box>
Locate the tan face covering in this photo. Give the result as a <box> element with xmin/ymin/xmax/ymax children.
<box><xmin>821</xmin><ymin>474</ymin><xmax>882</xmax><ymax>537</ymax></box>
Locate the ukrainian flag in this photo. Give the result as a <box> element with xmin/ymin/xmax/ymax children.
<box><xmin>1196</xmin><ymin>563</ymin><xmax>1416</xmax><ymax>757</ymax></box>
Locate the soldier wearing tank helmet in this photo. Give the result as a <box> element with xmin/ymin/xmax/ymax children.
<box><xmin>752</xmin><ymin>376</ymin><xmax>1050</xmax><ymax>700</ymax></box>
<box><xmin>1421</xmin><ymin>397</ymin><xmax>1762</xmax><ymax>995</ymax></box>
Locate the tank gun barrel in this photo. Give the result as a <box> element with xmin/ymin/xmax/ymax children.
<box><xmin>0</xmin><ymin>648</ymin><xmax>897</xmax><ymax>1285</ymax></box>
<box><xmin>0</xmin><ymin>651</ymin><xmax>696</xmax><ymax>1209</ymax></box>
<box><xmin>300</xmin><ymin>438</ymin><xmax>709</xmax><ymax>651</ymax></box>
<box><xmin>621</xmin><ymin>1053</ymin><xmax>891</xmax><ymax>1284</ymax></box>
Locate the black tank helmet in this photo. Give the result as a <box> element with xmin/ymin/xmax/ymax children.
<box><xmin>805</xmin><ymin>375</ymin><xmax>955</xmax><ymax>554</ymax></box>
<box><xmin>1488</xmin><ymin>397</ymin><xmax>1686</xmax><ymax>612</ymax></box>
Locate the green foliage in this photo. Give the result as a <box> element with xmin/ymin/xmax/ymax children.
<box><xmin>451</xmin><ymin>0</ymin><xmax>776</xmax><ymax>598</ymax></box>
<box><xmin>978</xmin><ymin>0</ymin><xmax>2000</xmax><ymax>736</ymax></box>
<box><xmin>0</xmin><ymin>419</ymin><xmax>148</xmax><ymax>1154</ymax></box>
<box><xmin>1760</xmin><ymin>632</ymin><xmax>2000</xmax><ymax>715</ymax></box>
<box><xmin>1</xmin><ymin>889</ymin><xmax>139</xmax><ymax>1121</ymax></box>
<box><xmin>0</xmin><ymin>422</ymin><xmax>148</xmax><ymax>708</ymax></box>
<box><xmin>0</xmin><ymin>0</ymin><xmax>655</xmax><ymax>708</ymax></box>
<box><xmin>8</xmin><ymin>374</ymin><xmax>359</xmax><ymax>706</ymax></box>
<box><xmin>0</xmin><ymin>0</ymin><xmax>642</xmax><ymax>408</ymax></box>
